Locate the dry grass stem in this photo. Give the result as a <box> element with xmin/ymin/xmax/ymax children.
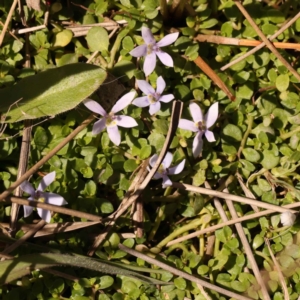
<box><xmin>119</xmin><ymin>244</ymin><xmax>252</xmax><ymax>300</ymax></box>
<box><xmin>221</xmin><ymin>10</ymin><xmax>300</xmax><ymax>71</ymax></box>
<box><xmin>166</xmin><ymin>202</ymin><xmax>300</xmax><ymax>247</ymax></box>
<box><xmin>193</xmin><ymin>56</ymin><xmax>235</xmax><ymax>101</ymax></box>
<box><xmin>0</xmin><ymin>114</ymin><xmax>95</xmax><ymax>202</ymax></box>
<box><xmin>172</xmin><ymin>182</ymin><xmax>296</xmax><ymax>213</ymax></box>
<box><xmin>87</xmin><ymin>101</ymin><xmax>183</xmax><ymax>256</ymax></box>
<box><xmin>225</xmin><ymin>197</ymin><xmax>270</xmax><ymax>300</ymax></box>
<box><xmin>234</xmin><ymin>1</ymin><xmax>300</xmax><ymax>82</ymax></box>
<box><xmin>195</xmin><ymin>34</ymin><xmax>300</xmax><ymax>50</ymax></box>
<box><xmin>0</xmin><ymin>0</ymin><xmax>18</xmax><ymax>47</ymax></box>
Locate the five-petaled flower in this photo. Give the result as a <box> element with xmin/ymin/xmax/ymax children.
<box><xmin>20</xmin><ymin>171</ymin><xmax>67</xmax><ymax>223</ymax></box>
<box><xmin>178</xmin><ymin>102</ymin><xmax>218</xmax><ymax>158</ymax></box>
<box><xmin>133</xmin><ymin>76</ymin><xmax>174</xmax><ymax>115</ymax></box>
<box><xmin>130</xmin><ymin>27</ymin><xmax>179</xmax><ymax>76</ymax></box>
<box><xmin>84</xmin><ymin>91</ymin><xmax>138</xmax><ymax>146</ymax></box>
<box><xmin>149</xmin><ymin>152</ymin><xmax>185</xmax><ymax>188</ymax></box>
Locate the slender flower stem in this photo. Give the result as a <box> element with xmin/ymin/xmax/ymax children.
<box><xmin>148</xmin><ymin>187</ymin><xmax>172</xmax><ymax>241</ymax></box>
<box><xmin>237</xmin><ymin>115</ymin><xmax>254</xmax><ymax>158</ymax></box>
<box><xmin>108</xmin><ymin>28</ymin><xmax>130</xmax><ymax>69</ymax></box>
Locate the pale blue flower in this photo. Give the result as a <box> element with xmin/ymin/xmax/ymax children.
<box><xmin>179</xmin><ymin>102</ymin><xmax>218</xmax><ymax>158</ymax></box>
<box><xmin>149</xmin><ymin>152</ymin><xmax>185</xmax><ymax>188</ymax></box>
<box><xmin>130</xmin><ymin>27</ymin><xmax>179</xmax><ymax>76</ymax></box>
<box><xmin>133</xmin><ymin>76</ymin><xmax>174</xmax><ymax>115</ymax></box>
<box><xmin>84</xmin><ymin>91</ymin><xmax>137</xmax><ymax>146</ymax></box>
<box><xmin>20</xmin><ymin>171</ymin><xmax>67</xmax><ymax>223</ymax></box>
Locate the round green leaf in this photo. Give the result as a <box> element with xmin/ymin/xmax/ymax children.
<box><xmin>276</xmin><ymin>74</ymin><xmax>289</xmax><ymax>92</ymax></box>
<box><xmin>222</xmin><ymin>124</ymin><xmax>243</xmax><ymax>142</ymax></box>
<box><xmin>52</xmin><ymin>29</ymin><xmax>73</xmax><ymax>48</ymax></box>
<box><xmin>261</xmin><ymin>150</ymin><xmax>279</xmax><ymax>169</ymax></box>
<box><xmin>86</xmin><ymin>27</ymin><xmax>109</xmax><ymax>52</ymax></box>
<box><xmin>242</xmin><ymin>148</ymin><xmax>260</xmax><ymax>162</ymax></box>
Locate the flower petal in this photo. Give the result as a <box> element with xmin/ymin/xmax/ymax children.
<box><xmin>156</xmin><ymin>51</ymin><xmax>174</xmax><ymax>67</ymax></box>
<box><xmin>153</xmin><ymin>173</ymin><xmax>163</xmax><ymax>179</ymax></box>
<box><xmin>281</xmin><ymin>211</ymin><xmax>296</xmax><ymax>226</ymax></box>
<box><xmin>20</xmin><ymin>181</ymin><xmax>35</xmax><ymax>196</ymax></box>
<box><xmin>23</xmin><ymin>204</ymin><xmax>33</xmax><ymax>218</ymax></box>
<box><xmin>44</xmin><ymin>192</ymin><xmax>68</xmax><ymax>206</ymax></box>
<box><xmin>162</xmin><ymin>175</ymin><xmax>172</xmax><ymax>188</ymax></box>
<box><xmin>156</xmin><ymin>76</ymin><xmax>166</xmax><ymax>94</ymax></box>
<box><xmin>129</xmin><ymin>44</ymin><xmax>147</xmax><ymax>57</ymax></box>
<box><xmin>111</xmin><ymin>91</ymin><xmax>136</xmax><ymax>113</ymax></box>
<box><xmin>37</xmin><ymin>208</ymin><xmax>51</xmax><ymax>223</ymax></box>
<box><xmin>159</xmin><ymin>94</ymin><xmax>174</xmax><ymax>103</ymax></box>
<box><xmin>162</xmin><ymin>152</ymin><xmax>173</xmax><ymax>169</ymax></box>
<box><xmin>37</xmin><ymin>171</ymin><xmax>56</xmax><ymax>191</ymax></box>
<box><xmin>156</xmin><ymin>32</ymin><xmax>179</xmax><ymax>47</ymax></box>
<box><xmin>205</xmin><ymin>130</ymin><xmax>216</xmax><ymax>142</ymax></box>
<box><xmin>84</xmin><ymin>99</ymin><xmax>107</xmax><ymax>116</ymax></box>
<box><xmin>133</xmin><ymin>96</ymin><xmax>150</xmax><ymax>107</ymax></box>
<box><xmin>92</xmin><ymin>118</ymin><xmax>106</xmax><ymax>135</ymax></box>
<box><xmin>107</xmin><ymin>125</ymin><xmax>121</xmax><ymax>145</ymax></box>
<box><xmin>178</xmin><ymin>119</ymin><xmax>198</xmax><ymax>132</ymax></box>
<box><xmin>205</xmin><ymin>102</ymin><xmax>219</xmax><ymax>128</ymax></box>
<box><xmin>116</xmin><ymin>116</ymin><xmax>138</xmax><ymax>128</ymax></box>
<box><xmin>168</xmin><ymin>159</ymin><xmax>185</xmax><ymax>175</ymax></box>
<box><xmin>144</xmin><ymin>53</ymin><xmax>156</xmax><ymax>76</ymax></box>
<box><xmin>193</xmin><ymin>132</ymin><xmax>204</xmax><ymax>158</ymax></box>
<box><xmin>137</xmin><ymin>80</ymin><xmax>155</xmax><ymax>95</ymax></box>
<box><xmin>149</xmin><ymin>154</ymin><xmax>159</xmax><ymax>168</ymax></box>
<box><xmin>142</xmin><ymin>27</ymin><xmax>156</xmax><ymax>45</ymax></box>
<box><xmin>189</xmin><ymin>103</ymin><xmax>203</xmax><ymax>123</ymax></box>
<box><xmin>149</xmin><ymin>102</ymin><xmax>161</xmax><ymax>115</ymax></box>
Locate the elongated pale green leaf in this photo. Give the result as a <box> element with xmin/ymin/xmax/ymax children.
<box><xmin>0</xmin><ymin>63</ymin><xmax>107</xmax><ymax>123</ymax></box>
<box><xmin>0</xmin><ymin>253</ymin><xmax>169</xmax><ymax>285</ymax></box>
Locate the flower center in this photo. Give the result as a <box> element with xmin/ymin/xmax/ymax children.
<box><xmin>147</xmin><ymin>43</ymin><xmax>159</xmax><ymax>55</ymax></box>
<box><xmin>34</xmin><ymin>191</ymin><xmax>45</xmax><ymax>203</ymax></box>
<box><xmin>157</xmin><ymin>164</ymin><xmax>167</xmax><ymax>175</ymax></box>
<box><xmin>148</xmin><ymin>93</ymin><xmax>160</xmax><ymax>104</ymax></box>
<box><xmin>106</xmin><ymin>113</ymin><xmax>117</xmax><ymax>127</ymax></box>
<box><xmin>196</xmin><ymin>120</ymin><xmax>206</xmax><ymax>131</ymax></box>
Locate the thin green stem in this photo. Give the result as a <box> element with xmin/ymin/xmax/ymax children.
<box><xmin>154</xmin><ymin>214</ymin><xmax>210</xmax><ymax>250</ymax></box>
<box><xmin>237</xmin><ymin>115</ymin><xmax>254</xmax><ymax>158</ymax></box>
<box><xmin>164</xmin><ymin>243</ymin><xmax>190</xmax><ymax>256</ymax></box>
<box><xmin>281</xmin><ymin>126</ymin><xmax>300</xmax><ymax>140</ymax></box>
<box><xmin>108</xmin><ymin>28</ymin><xmax>130</xmax><ymax>69</ymax></box>
<box><xmin>148</xmin><ymin>187</ymin><xmax>172</xmax><ymax>241</ymax></box>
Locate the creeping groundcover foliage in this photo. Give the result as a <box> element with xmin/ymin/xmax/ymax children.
<box><xmin>1</xmin><ymin>1</ymin><xmax>300</xmax><ymax>300</ymax></box>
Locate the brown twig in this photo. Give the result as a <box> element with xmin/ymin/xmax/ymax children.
<box><xmin>0</xmin><ymin>0</ymin><xmax>18</xmax><ymax>47</ymax></box>
<box><xmin>225</xmin><ymin>196</ymin><xmax>270</xmax><ymax>300</ymax></box>
<box><xmin>0</xmin><ymin>114</ymin><xmax>95</xmax><ymax>202</ymax></box>
<box><xmin>233</xmin><ymin>1</ymin><xmax>300</xmax><ymax>82</ymax></box>
<box><xmin>193</xmin><ymin>56</ymin><xmax>235</xmax><ymax>101</ymax></box>
<box><xmin>221</xmin><ymin>10</ymin><xmax>300</xmax><ymax>71</ymax></box>
<box><xmin>119</xmin><ymin>244</ymin><xmax>252</xmax><ymax>300</ymax></box>
<box><xmin>87</xmin><ymin>100</ymin><xmax>183</xmax><ymax>256</ymax></box>
<box><xmin>166</xmin><ymin>201</ymin><xmax>300</xmax><ymax>247</ymax></box>
<box><xmin>1</xmin><ymin>220</ymin><xmax>46</xmax><ymax>256</ymax></box>
<box><xmin>6</xmin><ymin>196</ymin><xmax>103</xmax><ymax>222</ymax></box>
<box><xmin>195</xmin><ymin>34</ymin><xmax>300</xmax><ymax>50</ymax></box>
<box><xmin>171</xmin><ymin>182</ymin><xmax>296</xmax><ymax>213</ymax></box>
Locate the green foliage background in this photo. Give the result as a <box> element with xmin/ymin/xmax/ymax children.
<box><xmin>1</xmin><ymin>0</ymin><xmax>300</xmax><ymax>299</ymax></box>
